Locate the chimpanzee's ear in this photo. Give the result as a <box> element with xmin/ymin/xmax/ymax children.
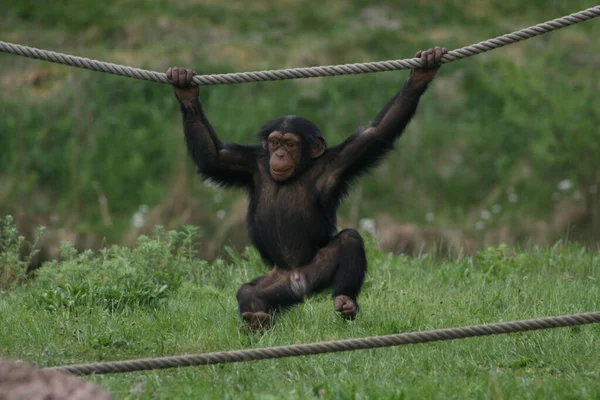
<box><xmin>262</xmin><ymin>140</ymin><xmax>268</xmax><ymax>150</ymax></box>
<box><xmin>311</xmin><ymin>137</ymin><xmax>326</xmax><ymax>159</ymax></box>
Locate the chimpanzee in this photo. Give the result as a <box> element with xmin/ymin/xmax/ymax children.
<box><xmin>167</xmin><ymin>46</ymin><xmax>447</xmax><ymax>329</ymax></box>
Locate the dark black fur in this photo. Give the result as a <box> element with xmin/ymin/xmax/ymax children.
<box><xmin>176</xmin><ymin>73</ymin><xmax>432</xmax><ymax>317</ymax></box>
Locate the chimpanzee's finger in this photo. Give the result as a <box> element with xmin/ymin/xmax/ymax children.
<box><xmin>415</xmin><ymin>50</ymin><xmax>422</xmax><ymax>58</ymax></box>
<box><xmin>420</xmin><ymin>50</ymin><xmax>428</xmax><ymax>67</ymax></box>
<box><xmin>169</xmin><ymin>67</ymin><xmax>179</xmax><ymax>83</ymax></box>
<box><xmin>434</xmin><ymin>47</ymin><xmax>444</xmax><ymax>64</ymax></box>
<box><xmin>427</xmin><ymin>49</ymin><xmax>435</xmax><ymax>68</ymax></box>
<box><xmin>171</xmin><ymin>67</ymin><xmax>180</xmax><ymax>85</ymax></box>
<box><xmin>186</xmin><ymin>69</ymin><xmax>195</xmax><ymax>86</ymax></box>
<box><xmin>178</xmin><ymin>67</ymin><xmax>187</xmax><ymax>87</ymax></box>
<box><xmin>167</xmin><ymin>67</ymin><xmax>173</xmax><ymax>81</ymax></box>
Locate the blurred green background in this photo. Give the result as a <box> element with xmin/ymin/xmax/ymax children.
<box><xmin>1</xmin><ymin>0</ymin><xmax>598</xmax><ymax>263</ymax></box>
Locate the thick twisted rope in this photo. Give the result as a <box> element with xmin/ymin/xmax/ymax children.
<box><xmin>45</xmin><ymin>311</ymin><xmax>600</xmax><ymax>376</ymax></box>
<box><xmin>1</xmin><ymin>6</ymin><xmax>599</xmax><ymax>86</ymax></box>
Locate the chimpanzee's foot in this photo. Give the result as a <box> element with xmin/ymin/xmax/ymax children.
<box><xmin>333</xmin><ymin>295</ymin><xmax>358</xmax><ymax>320</ymax></box>
<box><xmin>241</xmin><ymin>311</ymin><xmax>272</xmax><ymax>331</ymax></box>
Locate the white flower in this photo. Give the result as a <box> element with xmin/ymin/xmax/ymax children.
<box><xmin>217</xmin><ymin>210</ymin><xmax>227</xmax><ymax>220</ymax></box>
<box><xmin>425</xmin><ymin>212</ymin><xmax>435</xmax><ymax>222</ymax></box>
<box><xmin>491</xmin><ymin>204</ymin><xmax>502</xmax><ymax>214</ymax></box>
<box><xmin>475</xmin><ymin>221</ymin><xmax>485</xmax><ymax>231</ymax></box>
<box><xmin>132</xmin><ymin>212</ymin><xmax>145</xmax><ymax>228</ymax></box>
<box><xmin>480</xmin><ymin>210</ymin><xmax>491</xmax><ymax>220</ymax></box>
<box><xmin>359</xmin><ymin>218</ymin><xmax>376</xmax><ymax>235</ymax></box>
<box><xmin>508</xmin><ymin>193</ymin><xmax>518</xmax><ymax>203</ymax></box>
<box><xmin>558</xmin><ymin>179</ymin><xmax>572</xmax><ymax>191</ymax></box>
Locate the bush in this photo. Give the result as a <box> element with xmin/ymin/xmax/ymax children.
<box><xmin>30</xmin><ymin>225</ymin><xmax>202</xmax><ymax>312</ymax></box>
<box><xmin>0</xmin><ymin>215</ymin><xmax>44</xmax><ymax>290</ymax></box>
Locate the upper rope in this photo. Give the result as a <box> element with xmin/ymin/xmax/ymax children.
<box><xmin>0</xmin><ymin>6</ymin><xmax>599</xmax><ymax>86</ymax></box>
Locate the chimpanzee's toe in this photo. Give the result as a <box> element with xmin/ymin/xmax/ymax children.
<box><xmin>242</xmin><ymin>311</ymin><xmax>272</xmax><ymax>331</ymax></box>
<box><xmin>333</xmin><ymin>295</ymin><xmax>358</xmax><ymax>320</ymax></box>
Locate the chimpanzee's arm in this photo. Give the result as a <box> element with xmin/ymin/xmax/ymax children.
<box><xmin>317</xmin><ymin>47</ymin><xmax>446</xmax><ymax>203</ymax></box>
<box><xmin>315</xmin><ymin>74</ymin><xmax>430</xmax><ymax>205</ymax></box>
<box><xmin>335</xmin><ymin>74</ymin><xmax>430</xmax><ymax>173</ymax></box>
<box><xmin>178</xmin><ymin>93</ymin><xmax>259</xmax><ymax>190</ymax></box>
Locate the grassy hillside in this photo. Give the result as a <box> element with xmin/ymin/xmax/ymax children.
<box><xmin>1</xmin><ymin>1</ymin><xmax>599</xmax><ymax>258</ymax></box>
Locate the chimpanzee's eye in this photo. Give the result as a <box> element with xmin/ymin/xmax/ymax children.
<box><xmin>285</xmin><ymin>141</ymin><xmax>296</xmax><ymax>150</ymax></box>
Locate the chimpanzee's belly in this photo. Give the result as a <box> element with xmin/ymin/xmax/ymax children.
<box><xmin>249</xmin><ymin>183</ymin><xmax>335</xmax><ymax>268</ymax></box>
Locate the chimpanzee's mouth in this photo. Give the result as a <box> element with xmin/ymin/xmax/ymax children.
<box><xmin>271</xmin><ymin>168</ymin><xmax>293</xmax><ymax>176</ymax></box>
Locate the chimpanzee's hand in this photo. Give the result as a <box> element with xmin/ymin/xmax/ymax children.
<box><xmin>167</xmin><ymin>67</ymin><xmax>199</xmax><ymax>103</ymax></box>
<box><xmin>411</xmin><ymin>46</ymin><xmax>448</xmax><ymax>83</ymax></box>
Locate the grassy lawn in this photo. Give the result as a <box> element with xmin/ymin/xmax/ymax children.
<box><xmin>1</xmin><ymin>222</ymin><xmax>599</xmax><ymax>399</ymax></box>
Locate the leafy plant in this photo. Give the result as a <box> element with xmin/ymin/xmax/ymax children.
<box><xmin>31</xmin><ymin>225</ymin><xmax>200</xmax><ymax>312</ymax></box>
<box><xmin>0</xmin><ymin>215</ymin><xmax>45</xmax><ymax>290</ymax></box>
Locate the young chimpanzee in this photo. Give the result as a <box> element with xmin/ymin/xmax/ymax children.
<box><xmin>167</xmin><ymin>46</ymin><xmax>447</xmax><ymax>329</ymax></box>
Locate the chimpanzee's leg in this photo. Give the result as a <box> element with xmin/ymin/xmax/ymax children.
<box><xmin>236</xmin><ymin>229</ymin><xmax>367</xmax><ymax>328</ymax></box>
<box><xmin>304</xmin><ymin>229</ymin><xmax>367</xmax><ymax>320</ymax></box>
<box><xmin>236</xmin><ymin>267</ymin><xmax>305</xmax><ymax>330</ymax></box>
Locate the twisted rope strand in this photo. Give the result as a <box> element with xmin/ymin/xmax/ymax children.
<box><xmin>46</xmin><ymin>311</ymin><xmax>600</xmax><ymax>376</ymax></box>
<box><xmin>1</xmin><ymin>6</ymin><xmax>599</xmax><ymax>86</ymax></box>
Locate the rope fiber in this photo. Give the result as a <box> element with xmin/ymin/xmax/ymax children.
<box><xmin>46</xmin><ymin>311</ymin><xmax>600</xmax><ymax>375</ymax></box>
<box><xmin>1</xmin><ymin>6</ymin><xmax>599</xmax><ymax>86</ymax></box>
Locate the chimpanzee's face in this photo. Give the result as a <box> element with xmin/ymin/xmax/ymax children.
<box><xmin>266</xmin><ymin>131</ymin><xmax>302</xmax><ymax>182</ymax></box>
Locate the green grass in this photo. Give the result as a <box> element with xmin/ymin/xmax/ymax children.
<box><xmin>1</xmin><ymin>221</ymin><xmax>599</xmax><ymax>399</ymax></box>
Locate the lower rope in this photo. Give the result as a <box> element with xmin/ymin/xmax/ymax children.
<box><xmin>45</xmin><ymin>311</ymin><xmax>600</xmax><ymax>376</ymax></box>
